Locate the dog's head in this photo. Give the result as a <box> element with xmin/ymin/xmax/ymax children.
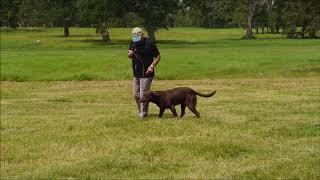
<box><xmin>140</xmin><ymin>91</ymin><xmax>160</xmax><ymax>103</ymax></box>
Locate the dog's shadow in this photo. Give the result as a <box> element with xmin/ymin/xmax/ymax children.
<box><xmin>142</xmin><ymin>114</ymin><xmax>186</xmax><ymax>121</ymax></box>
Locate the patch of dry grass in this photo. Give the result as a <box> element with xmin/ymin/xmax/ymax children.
<box><xmin>1</xmin><ymin>78</ymin><xmax>319</xmax><ymax>178</ymax></box>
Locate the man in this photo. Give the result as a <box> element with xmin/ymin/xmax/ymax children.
<box><xmin>128</xmin><ymin>27</ymin><xmax>161</xmax><ymax>118</ymax></box>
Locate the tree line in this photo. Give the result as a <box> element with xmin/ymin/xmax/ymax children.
<box><xmin>1</xmin><ymin>0</ymin><xmax>319</xmax><ymax>41</ymax></box>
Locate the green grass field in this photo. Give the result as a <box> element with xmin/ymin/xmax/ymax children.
<box><xmin>1</xmin><ymin>27</ymin><xmax>320</xmax><ymax>81</ymax></box>
<box><xmin>1</xmin><ymin>27</ymin><xmax>320</xmax><ymax>178</ymax></box>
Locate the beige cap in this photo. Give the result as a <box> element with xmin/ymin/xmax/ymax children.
<box><xmin>132</xmin><ymin>27</ymin><xmax>143</xmax><ymax>34</ymax></box>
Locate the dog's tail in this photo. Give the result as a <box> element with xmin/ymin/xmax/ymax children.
<box><xmin>194</xmin><ymin>90</ymin><xmax>216</xmax><ymax>97</ymax></box>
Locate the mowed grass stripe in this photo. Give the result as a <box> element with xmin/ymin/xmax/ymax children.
<box><xmin>1</xmin><ymin>28</ymin><xmax>320</xmax><ymax>81</ymax></box>
<box><xmin>2</xmin><ymin>46</ymin><xmax>319</xmax><ymax>81</ymax></box>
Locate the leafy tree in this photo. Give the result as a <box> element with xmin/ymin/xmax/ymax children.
<box><xmin>306</xmin><ymin>0</ymin><xmax>320</xmax><ymax>38</ymax></box>
<box><xmin>122</xmin><ymin>12</ymin><xmax>144</xmax><ymax>28</ymax></box>
<box><xmin>17</xmin><ymin>0</ymin><xmax>77</xmax><ymax>36</ymax></box>
<box><xmin>19</xmin><ymin>0</ymin><xmax>55</xmax><ymax>27</ymax></box>
<box><xmin>268</xmin><ymin>0</ymin><xmax>287</xmax><ymax>33</ymax></box>
<box><xmin>183</xmin><ymin>0</ymin><xmax>237</xmax><ymax>28</ymax></box>
<box><xmin>19</xmin><ymin>0</ymin><xmax>41</xmax><ymax>26</ymax></box>
<box><xmin>242</xmin><ymin>0</ymin><xmax>267</xmax><ymax>39</ymax></box>
<box><xmin>0</xmin><ymin>0</ymin><xmax>21</xmax><ymax>28</ymax></box>
<box><xmin>240</xmin><ymin>0</ymin><xmax>319</xmax><ymax>39</ymax></box>
<box><xmin>57</xmin><ymin>0</ymin><xmax>77</xmax><ymax>37</ymax></box>
<box><xmin>253</xmin><ymin>4</ymin><xmax>268</xmax><ymax>34</ymax></box>
<box><xmin>232</xmin><ymin>0</ymin><xmax>247</xmax><ymax>28</ymax></box>
<box><xmin>2</xmin><ymin>0</ymin><xmax>319</xmax><ymax>40</ymax></box>
<box><xmin>128</xmin><ymin>0</ymin><xmax>180</xmax><ymax>42</ymax></box>
<box><xmin>283</xmin><ymin>0</ymin><xmax>320</xmax><ymax>38</ymax></box>
<box><xmin>77</xmin><ymin>0</ymin><xmax>127</xmax><ymax>42</ymax></box>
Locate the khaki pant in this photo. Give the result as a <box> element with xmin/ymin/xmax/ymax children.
<box><xmin>132</xmin><ymin>77</ymin><xmax>153</xmax><ymax>117</ymax></box>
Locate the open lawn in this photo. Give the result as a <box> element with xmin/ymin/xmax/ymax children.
<box><xmin>1</xmin><ymin>28</ymin><xmax>320</xmax><ymax>178</ymax></box>
<box><xmin>1</xmin><ymin>28</ymin><xmax>320</xmax><ymax>81</ymax></box>
<box><xmin>1</xmin><ymin>78</ymin><xmax>320</xmax><ymax>178</ymax></box>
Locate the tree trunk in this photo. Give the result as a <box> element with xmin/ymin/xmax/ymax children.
<box><xmin>147</xmin><ymin>29</ymin><xmax>156</xmax><ymax>43</ymax></box>
<box><xmin>96</xmin><ymin>20</ymin><xmax>101</xmax><ymax>34</ymax></box>
<box><xmin>287</xmin><ymin>26</ymin><xmax>296</xmax><ymax>39</ymax></box>
<box><xmin>101</xmin><ymin>22</ymin><xmax>110</xmax><ymax>42</ymax></box>
<box><xmin>244</xmin><ymin>11</ymin><xmax>254</xmax><ymax>39</ymax></box>
<box><xmin>64</xmin><ymin>26</ymin><xmax>69</xmax><ymax>37</ymax></box>
<box><xmin>243</xmin><ymin>0</ymin><xmax>256</xmax><ymax>39</ymax></box>
<box><xmin>276</xmin><ymin>26</ymin><xmax>280</xmax><ymax>33</ymax></box>
<box><xmin>9</xmin><ymin>16</ymin><xmax>18</xmax><ymax>28</ymax></box>
<box><xmin>301</xmin><ymin>21</ymin><xmax>307</xmax><ymax>39</ymax></box>
<box><xmin>256</xmin><ymin>28</ymin><xmax>259</xmax><ymax>34</ymax></box>
<box><xmin>64</xmin><ymin>18</ymin><xmax>70</xmax><ymax>37</ymax></box>
<box><xmin>96</xmin><ymin>26</ymin><xmax>99</xmax><ymax>34</ymax></box>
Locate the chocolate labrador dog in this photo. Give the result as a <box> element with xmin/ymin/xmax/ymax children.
<box><xmin>141</xmin><ymin>87</ymin><xmax>216</xmax><ymax>118</ymax></box>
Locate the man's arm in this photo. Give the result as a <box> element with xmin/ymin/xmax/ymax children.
<box><xmin>146</xmin><ymin>54</ymin><xmax>161</xmax><ymax>74</ymax></box>
<box><xmin>151</xmin><ymin>54</ymin><xmax>161</xmax><ymax>68</ymax></box>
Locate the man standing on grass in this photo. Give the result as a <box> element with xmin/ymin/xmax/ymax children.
<box><xmin>128</xmin><ymin>27</ymin><xmax>161</xmax><ymax>119</ymax></box>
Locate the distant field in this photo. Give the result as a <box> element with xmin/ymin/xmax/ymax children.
<box><xmin>1</xmin><ymin>27</ymin><xmax>320</xmax><ymax>81</ymax></box>
<box><xmin>1</xmin><ymin>78</ymin><xmax>319</xmax><ymax>178</ymax></box>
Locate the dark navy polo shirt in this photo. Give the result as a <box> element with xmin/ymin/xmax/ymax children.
<box><xmin>129</xmin><ymin>37</ymin><xmax>160</xmax><ymax>78</ymax></box>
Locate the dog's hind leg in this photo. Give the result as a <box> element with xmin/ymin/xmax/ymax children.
<box><xmin>187</xmin><ymin>96</ymin><xmax>200</xmax><ymax>118</ymax></box>
<box><xmin>188</xmin><ymin>105</ymin><xmax>200</xmax><ymax>118</ymax></box>
<box><xmin>170</xmin><ymin>105</ymin><xmax>178</xmax><ymax>117</ymax></box>
<box><xmin>159</xmin><ymin>108</ymin><xmax>165</xmax><ymax>118</ymax></box>
<box><xmin>180</xmin><ymin>104</ymin><xmax>186</xmax><ymax>117</ymax></box>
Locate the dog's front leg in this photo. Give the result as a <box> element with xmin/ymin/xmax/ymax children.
<box><xmin>180</xmin><ymin>104</ymin><xmax>186</xmax><ymax>117</ymax></box>
<box><xmin>170</xmin><ymin>106</ymin><xmax>178</xmax><ymax>117</ymax></box>
<box><xmin>158</xmin><ymin>108</ymin><xmax>165</xmax><ymax>118</ymax></box>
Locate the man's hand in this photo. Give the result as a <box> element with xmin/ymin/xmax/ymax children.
<box><xmin>128</xmin><ymin>50</ymin><xmax>134</xmax><ymax>59</ymax></box>
<box><xmin>146</xmin><ymin>65</ymin><xmax>154</xmax><ymax>74</ymax></box>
